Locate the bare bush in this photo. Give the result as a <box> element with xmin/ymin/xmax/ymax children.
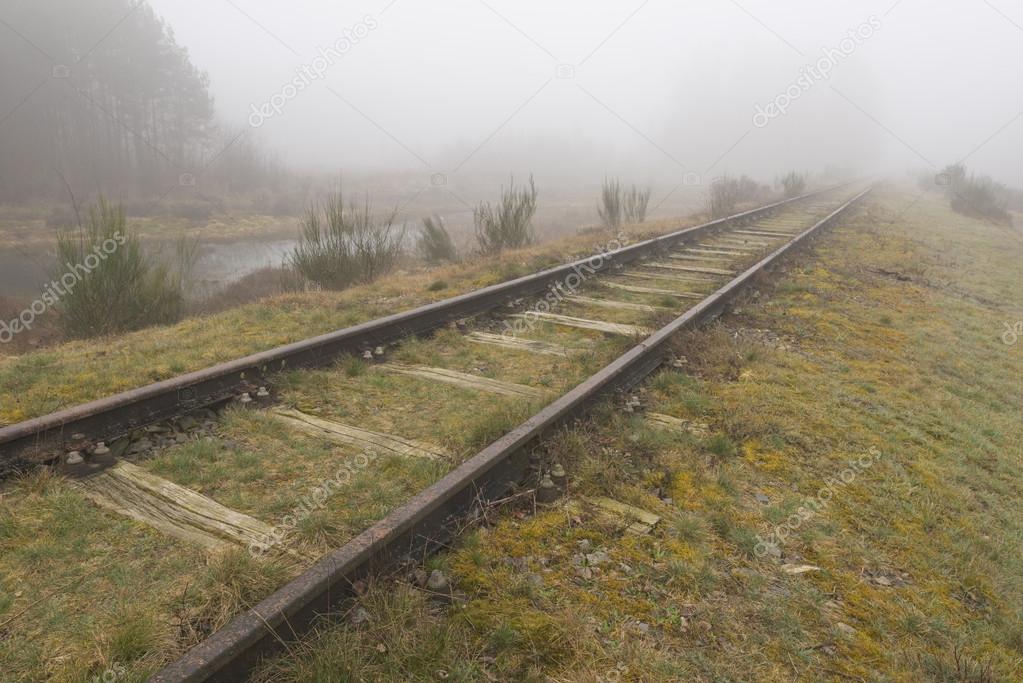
<box><xmin>417</xmin><ymin>215</ymin><xmax>458</xmax><ymax>263</ymax></box>
<box><xmin>779</xmin><ymin>171</ymin><xmax>807</xmax><ymax>198</ymax></box>
<box><xmin>475</xmin><ymin>175</ymin><xmax>538</xmax><ymax>255</ymax></box>
<box><xmin>598</xmin><ymin>178</ymin><xmax>623</xmax><ymax>229</ymax></box>
<box><xmin>290</xmin><ymin>189</ymin><xmax>405</xmax><ymax>290</ymax></box>
<box><xmin>708</xmin><ymin>174</ymin><xmax>766</xmax><ymax>218</ymax></box>
<box><xmin>623</xmin><ymin>185</ymin><xmax>651</xmax><ymax>223</ymax></box>
<box><xmin>599</xmin><ymin>178</ymin><xmax>651</xmax><ymax>229</ymax></box>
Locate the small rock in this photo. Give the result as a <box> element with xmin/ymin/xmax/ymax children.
<box><xmin>238</xmin><ymin>392</ymin><xmax>253</xmax><ymax>405</ymax></box>
<box><xmin>373</xmin><ymin>346</ymin><xmax>385</xmax><ymax>357</ymax></box>
<box><xmin>411</xmin><ymin>568</ymin><xmax>429</xmax><ymax>587</ymax></box>
<box><xmin>362</xmin><ymin>350</ymin><xmax>374</xmax><ymax>361</ymax></box>
<box><xmin>256</xmin><ymin>386</ymin><xmax>271</xmax><ymax>399</ymax></box>
<box><xmin>66</xmin><ymin>451</ymin><xmax>84</xmax><ymax>465</ymax></box>
<box><xmin>835</xmin><ymin>622</ymin><xmax>856</xmax><ymax>638</ymax></box>
<box><xmin>550</xmin><ymin>462</ymin><xmax>567</xmax><ymax>488</ymax></box>
<box><xmin>873</xmin><ymin>575</ymin><xmax>893</xmax><ymax>587</ymax></box>
<box><xmin>633</xmin><ymin>621</ymin><xmax>651</xmax><ymax>635</ymax></box>
<box><xmin>178</xmin><ymin>416</ymin><xmax>198</xmax><ymax>431</ymax></box>
<box><xmin>348</xmin><ymin>606</ymin><xmax>372</xmax><ymax>626</ymax></box>
<box><xmin>109</xmin><ymin>438</ymin><xmax>130</xmax><ymax>459</ymax></box>
<box><xmin>585</xmin><ymin>550</ymin><xmax>610</xmax><ymax>567</ymax></box>
<box><xmin>127</xmin><ymin>439</ymin><xmax>153</xmax><ymax>455</ymax></box>
<box><xmin>754</xmin><ymin>491</ymin><xmax>770</xmax><ymax>505</ymax></box>
<box><xmin>92</xmin><ymin>442</ymin><xmax>110</xmax><ymax>456</ymax></box>
<box><xmin>576</xmin><ymin>539</ymin><xmax>592</xmax><ymax>552</ymax></box>
<box><xmin>376</xmin><ymin>643</ymin><xmax>387</xmax><ymax>653</ymax></box>
<box><xmin>575</xmin><ymin>566</ymin><xmax>593</xmax><ymax>580</ymax></box>
<box><xmin>427</xmin><ymin>569</ymin><xmax>449</xmax><ymax>592</ymax></box>
<box><xmin>536</xmin><ymin>474</ymin><xmax>558</xmax><ymax>504</ymax></box>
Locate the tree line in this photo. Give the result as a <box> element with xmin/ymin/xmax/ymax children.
<box><xmin>0</xmin><ymin>0</ymin><xmax>280</xmax><ymax>202</ymax></box>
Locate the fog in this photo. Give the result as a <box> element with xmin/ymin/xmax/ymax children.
<box><xmin>146</xmin><ymin>0</ymin><xmax>1023</xmax><ymax>187</ymax></box>
<box><xmin>2</xmin><ymin>0</ymin><xmax>1021</xmax><ymax>312</ymax></box>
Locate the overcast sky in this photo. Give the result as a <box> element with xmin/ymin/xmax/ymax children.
<box><xmin>148</xmin><ymin>0</ymin><xmax>1023</xmax><ymax>188</ymax></box>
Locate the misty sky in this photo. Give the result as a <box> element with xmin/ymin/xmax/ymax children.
<box><xmin>146</xmin><ymin>0</ymin><xmax>1023</xmax><ymax>187</ymax></box>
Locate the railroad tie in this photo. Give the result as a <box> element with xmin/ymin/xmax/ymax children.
<box><xmin>667</xmin><ymin>253</ymin><xmax>734</xmax><ymax>263</ymax></box>
<box><xmin>467</xmin><ymin>331</ymin><xmax>577</xmax><ymax>357</ymax></box>
<box><xmin>644</xmin><ymin>262</ymin><xmax>736</xmax><ymax>276</ymax></box>
<box><xmin>564</xmin><ymin>496</ymin><xmax>661</xmax><ymax>535</ymax></box>
<box><xmin>645</xmin><ymin>412</ymin><xmax>710</xmax><ymax>437</ymax></box>
<box><xmin>620</xmin><ymin>270</ymin><xmax>718</xmax><ymax>285</ymax></box>
<box><xmin>377</xmin><ymin>364</ymin><xmax>548</xmax><ymax>399</ymax></box>
<box><xmin>684</xmin><ymin>247</ymin><xmax>751</xmax><ymax>257</ymax></box>
<box><xmin>695</xmin><ymin>243</ymin><xmax>754</xmax><ymax>254</ymax></box>
<box><xmin>565</xmin><ymin>294</ymin><xmax>668</xmax><ymax>313</ymax></box>
<box><xmin>75</xmin><ymin>461</ymin><xmax>276</xmax><ymax>551</ymax></box>
<box><xmin>733</xmin><ymin>229</ymin><xmax>792</xmax><ymax>238</ymax></box>
<box><xmin>272</xmin><ymin>407</ymin><xmax>447</xmax><ymax>459</ymax></box>
<box><xmin>601</xmin><ymin>281</ymin><xmax>702</xmax><ymax>299</ymax></box>
<box><xmin>509</xmin><ymin>312</ymin><xmax>652</xmax><ymax>337</ymax></box>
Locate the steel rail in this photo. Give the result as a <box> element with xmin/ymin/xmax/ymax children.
<box><xmin>0</xmin><ymin>186</ymin><xmax>844</xmax><ymax>474</ymax></box>
<box><xmin>151</xmin><ymin>185</ymin><xmax>873</xmax><ymax>682</ymax></box>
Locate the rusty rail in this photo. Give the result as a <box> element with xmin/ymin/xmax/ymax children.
<box><xmin>151</xmin><ymin>185</ymin><xmax>873</xmax><ymax>682</ymax></box>
<box><xmin>0</xmin><ymin>186</ymin><xmax>844</xmax><ymax>475</ymax></box>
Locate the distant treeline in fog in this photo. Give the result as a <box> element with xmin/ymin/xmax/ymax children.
<box><xmin>0</xmin><ymin>0</ymin><xmax>282</xmax><ymax>202</ymax></box>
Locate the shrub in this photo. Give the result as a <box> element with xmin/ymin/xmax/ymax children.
<box><xmin>779</xmin><ymin>171</ymin><xmax>807</xmax><ymax>198</ymax></box>
<box><xmin>939</xmin><ymin>163</ymin><xmax>1010</xmax><ymax>222</ymax></box>
<box><xmin>708</xmin><ymin>174</ymin><xmax>766</xmax><ymax>218</ymax></box>
<box><xmin>289</xmin><ymin>189</ymin><xmax>405</xmax><ymax>290</ymax></box>
<box><xmin>54</xmin><ymin>199</ymin><xmax>192</xmax><ymax>338</ymax></box>
<box><xmin>598</xmin><ymin>177</ymin><xmax>623</xmax><ymax>229</ymax></box>
<box><xmin>598</xmin><ymin>178</ymin><xmax>651</xmax><ymax>230</ymax></box>
<box><xmin>474</xmin><ymin>175</ymin><xmax>538</xmax><ymax>255</ymax></box>
<box><xmin>416</xmin><ymin>215</ymin><xmax>458</xmax><ymax>263</ymax></box>
<box><xmin>623</xmin><ymin>184</ymin><xmax>651</xmax><ymax>223</ymax></box>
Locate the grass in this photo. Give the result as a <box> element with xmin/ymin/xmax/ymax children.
<box><xmin>0</xmin><ymin>211</ymin><xmax>681</xmax><ymax>427</ymax></box>
<box><xmin>254</xmin><ymin>184</ymin><xmax>1023</xmax><ymax>681</ymax></box>
<box><xmin>0</xmin><ymin>470</ymin><xmax>296</xmax><ymax>681</ymax></box>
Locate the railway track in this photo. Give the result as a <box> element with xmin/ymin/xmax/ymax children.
<box><xmin>0</xmin><ymin>184</ymin><xmax>872</xmax><ymax>681</ymax></box>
